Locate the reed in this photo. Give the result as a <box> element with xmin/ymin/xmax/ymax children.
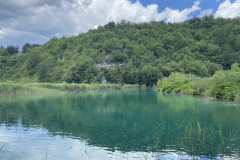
<box><xmin>175</xmin><ymin>120</ymin><xmax>185</xmax><ymax>153</ymax></box>
<box><xmin>0</xmin><ymin>144</ymin><xmax>5</xmax><ymax>151</ymax></box>
<box><xmin>196</xmin><ymin>121</ymin><xmax>206</xmax><ymax>153</ymax></box>
<box><xmin>209</xmin><ymin>124</ymin><xmax>214</xmax><ymax>156</ymax></box>
<box><xmin>0</xmin><ymin>82</ymin><xmax>141</xmax><ymax>94</ymax></box>
<box><xmin>184</xmin><ymin>123</ymin><xmax>196</xmax><ymax>155</ymax></box>
<box><xmin>226</xmin><ymin>129</ymin><xmax>237</xmax><ymax>156</ymax></box>
<box><xmin>117</xmin><ymin>119</ymin><xmax>239</xmax><ymax>159</ymax></box>
<box><xmin>217</xmin><ymin>125</ymin><xmax>225</xmax><ymax>156</ymax></box>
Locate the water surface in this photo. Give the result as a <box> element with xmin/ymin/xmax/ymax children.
<box><xmin>0</xmin><ymin>89</ymin><xmax>240</xmax><ymax>159</ymax></box>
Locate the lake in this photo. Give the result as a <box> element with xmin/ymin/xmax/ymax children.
<box><xmin>0</xmin><ymin>89</ymin><xmax>240</xmax><ymax>160</ymax></box>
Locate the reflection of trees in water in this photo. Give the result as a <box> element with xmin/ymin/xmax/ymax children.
<box><xmin>0</xmin><ymin>91</ymin><xmax>240</xmax><ymax>159</ymax></box>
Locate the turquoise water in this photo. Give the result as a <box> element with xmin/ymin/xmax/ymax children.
<box><xmin>0</xmin><ymin>89</ymin><xmax>240</xmax><ymax>159</ymax></box>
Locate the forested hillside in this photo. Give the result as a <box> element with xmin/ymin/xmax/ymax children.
<box><xmin>1</xmin><ymin>16</ymin><xmax>240</xmax><ymax>86</ymax></box>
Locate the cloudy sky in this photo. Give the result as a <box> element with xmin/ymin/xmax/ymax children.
<box><xmin>0</xmin><ymin>0</ymin><xmax>240</xmax><ymax>48</ymax></box>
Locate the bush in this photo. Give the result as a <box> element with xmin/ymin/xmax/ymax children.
<box><xmin>157</xmin><ymin>63</ymin><xmax>240</xmax><ymax>102</ymax></box>
<box><xmin>157</xmin><ymin>72</ymin><xmax>205</xmax><ymax>95</ymax></box>
<box><xmin>209</xmin><ymin>82</ymin><xmax>235</xmax><ymax>101</ymax></box>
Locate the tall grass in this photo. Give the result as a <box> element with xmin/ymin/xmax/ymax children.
<box><xmin>0</xmin><ymin>82</ymin><xmax>142</xmax><ymax>94</ymax></box>
<box><xmin>217</xmin><ymin>125</ymin><xmax>225</xmax><ymax>157</ymax></box>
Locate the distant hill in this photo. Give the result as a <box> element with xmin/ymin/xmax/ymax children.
<box><xmin>1</xmin><ymin>16</ymin><xmax>240</xmax><ymax>86</ymax></box>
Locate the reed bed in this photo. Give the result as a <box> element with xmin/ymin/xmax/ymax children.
<box><xmin>153</xmin><ymin>120</ymin><xmax>238</xmax><ymax>159</ymax></box>
<box><xmin>0</xmin><ymin>82</ymin><xmax>142</xmax><ymax>94</ymax></box>
<box><xmin>118</xmin><ymin>119</ymin><xmax>239</xmax><ymax>160</ymax></box>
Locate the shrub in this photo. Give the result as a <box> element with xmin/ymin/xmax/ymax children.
<box><xmin>209</xmin><ymin>82</ymin><xmax>235</xmax><ymax>101</ymax></box>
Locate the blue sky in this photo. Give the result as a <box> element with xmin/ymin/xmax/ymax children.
<box><xmin>131</xmin><ymin>0</ymin><xmax>231</xmax><ymax>15</ymax></box>
<box><xmin>0</xmin><ymin>0</ymin><xmax>240</xmax><ymax>47</ymax></box>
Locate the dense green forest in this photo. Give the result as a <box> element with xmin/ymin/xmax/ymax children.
<box><xmin>1</xmin><ymin>16</ymin><xmax>240</xmax><ymax>87</ymax></box>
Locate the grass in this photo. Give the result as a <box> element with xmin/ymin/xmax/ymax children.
<box><xmin>0</xmin><ymin>82</ymin><xmax>143</xmax><ymax>94</ymax></box>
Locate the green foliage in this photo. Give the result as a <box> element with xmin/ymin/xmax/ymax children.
<box><xmin>209</xmin><ymin>82</ymin><xmax>235</xmax><ymax>101</ymax></box>
<box><xmin>208</xmin><ymin>63</ymin><xmax>240</xmax><ymax>102</ymax></box>
<box><xmin>0</xmin><ymin>82</ymin><xmax>140</xmax><ymax>94</ymax></box>
<box><xmin>157</xmin><ymin>72</ymin><xmax>202</xmax><ymax>95</ymax></box>
<box><xmin>6</xmin><ymin>45</ymin><xmax>18</xmax><ymax>55</ymax></box>
<box><xmin>22</xmin><ymin>43</ymin><xmax>31</xmax><ymax>53</ymax></box>
<box><xmin>25</xmin><ymin>52</ymin><xmax>40</xmax><ymax>76</ymax></box>
<box><xmin>140</xmin><ymin>64</ymin><xmax>162</xmax><ymax>87</ymax></box>
<box><xmin>1</xmin><ymin>16</ymin><xmax>240</xmax><ymax>86</ymax></box>
<box><xmin>22</xmin><ymin>43</ymin><xmax>41</xmax><ymax>53</ymax></box>
<box><xmin>157</xmin><ymin>63</ymin><xmax>240</xmax><ymax>102</ymax></box>
<box><xmin>122</xmin><ymin>62</ymin><xmax>139</xmax><ymax>84</ymax></box>
<box><xmin>63</xmin><ymin>56</ymin><xmax>97</xmax><ymax>83</ymax></box>
<box><xmin>0</xmin><ymin>46</ymin><xmax>8</xmax><ymax>56</ymax></box>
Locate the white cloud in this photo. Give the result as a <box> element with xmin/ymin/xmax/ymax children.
<box><xmin>0</xmin><ymin>29</ymin><xmax>4</xmax><ymax>39</ymax></box>
<box><xmin>215</xmin><ymin>0</ymin><xmax>240</xmax><ymax>18</ymax></box>
<box><xmin>200</xmin><ymin>9</ymin><xmax>213</xmax><ymax>17</ymax></box>
<box><xmin>158</xmin><ymin>1</ymin><xmax>201</xmax><ymax>23</ymax></box>
<box><xmin>0</xmin><ymin>0</ymin><xmax>201</xmax><ymax>46</ymax></box>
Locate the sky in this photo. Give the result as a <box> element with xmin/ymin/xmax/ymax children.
<box><xmin>0</xmin><ymin>0</ymin><xmax>240</xmax><ymax>48</ymax></box>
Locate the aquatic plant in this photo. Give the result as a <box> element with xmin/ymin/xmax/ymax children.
<box><xmin>217</xmin><ymin>125</ymin><xmax>225</xmax><ymax>156</ymax></box>
<box><xmin>0</xmin><ymin>144</ymin><xmax>5</xmax><ymax>151</ymax></box>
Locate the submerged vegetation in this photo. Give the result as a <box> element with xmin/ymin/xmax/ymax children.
<box><xmin>157</xmin><ymin>63</ymin><xmax>240</xmax><ymax>102</ymax></box>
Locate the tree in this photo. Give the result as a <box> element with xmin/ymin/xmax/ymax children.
<box><xmin>122</xmin><ymin>62</ymin><xmax>139</xmax><ymax>84</ymax></box>
<box><xmin>0</xmin><ymin>46</ymin><xmax>8</xmax><ymax>56</ymax></box>
<box><xmin>22</xmin><ymin>43</ymin><xmax>31</xmax><ymax>53</ymax></box>
<box><xmin>25</xmin><ymin>52</ymin><xmax>40</xmax><ymax>76</ymax></box>
<box><xmin>63</xmin><ymin>56</ymin><xmax>97</xmax><ymax>83</ymax></box>
<box><xmin>104</xmin><ymin>21</ymin><xmax>115</xmax><ymax>30</ymax></box>
<box><xmin>139</xmin><ymin>64</ymin><xmax>162</xmax><ymax>87</ymax></box>
<box><xmin>1</xmin><ymin>17</ymin><xmax>240</xmax><ymax>86</ymax></box>
<box><xmin>6</xmin><ymin>46</ymin><xmax>18</xmax><ymax>55</ymax></box>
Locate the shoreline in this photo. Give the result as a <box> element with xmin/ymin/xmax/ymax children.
<box><xmin>157</xmin><ymin>90</ymin><xmax>240</xmax><ymax>104</ymax></box>
<box><xmin>0</xmin><ymin>82</ymin><xmax>144</xmax><ymax>95</ymax></box>
<box><xmin>1</xmin><ymin>82</ymin><xmax>238</xmax><ymax>104</ymax></box>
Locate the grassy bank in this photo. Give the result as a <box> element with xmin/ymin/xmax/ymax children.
<box><xmin>0</xmin><ymin>82</ymin><xmax>142</xmax><ymax>94</ymax></box>
<box><xmin>157</xmin><ymin>63</ymin><xmax>240</xmax><ymax>103</ymax></box>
